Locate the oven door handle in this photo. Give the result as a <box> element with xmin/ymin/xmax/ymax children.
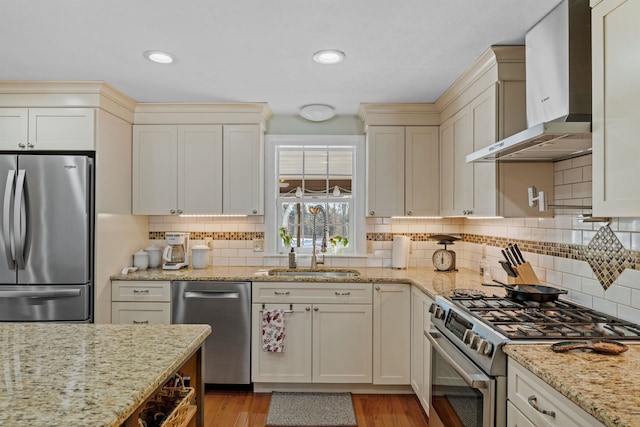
<box><xmin>426</xmin><ymin>330</ymin><xmax>490</xmax><ymax>389</ymax></box>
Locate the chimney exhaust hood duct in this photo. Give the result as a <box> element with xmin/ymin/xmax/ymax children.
<box><xmin>467</xmin><ymin>0</ymin><xmax>592</xmax><ymax>163</ymax></box>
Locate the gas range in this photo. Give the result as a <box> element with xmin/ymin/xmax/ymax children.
<box><xmin>430</xmin><ymin>293</ymin><xmax>640</xmax><ymax>377</ymax></box>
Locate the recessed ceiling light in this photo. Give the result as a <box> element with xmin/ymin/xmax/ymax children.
<box><xmin>312</xmin><ymin>50</ymin><xmax>345</xmax><ymax>65</ymax></box>
<box><xmin>299</xmin><ymin>104</ymin><xmax>336</xmax><ymax>121</ymax></box>
<box><xmin>143</xmin><ymin>50</ymin><xmax>175</xmax><ymax>64</ymax></box>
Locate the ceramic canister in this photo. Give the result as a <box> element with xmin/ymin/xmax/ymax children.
<box><xmin>191</xmin><ymin>244</ymin><xmax>210</xmax><ymax>269</ymax></box>
<box><xmin>145</xmin><ymin>245</ymin><xmax>162</xmax><ymax>268</ymax></box>
<box><xmin>133</xmin><ymin>250</ymin><xmax>149</xmax><ymax>270</ymax></box>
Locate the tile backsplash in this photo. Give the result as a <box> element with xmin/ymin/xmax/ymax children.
<box><xmin>146</xmin><ymin>154</ymin><xmax>640</xmax><ymax>323</ymax></box>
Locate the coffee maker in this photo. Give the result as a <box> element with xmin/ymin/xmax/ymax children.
<box><xmin>162</xmin><ymin>232</ymin><xmax>190</xmax><ymax>270</ymax></box>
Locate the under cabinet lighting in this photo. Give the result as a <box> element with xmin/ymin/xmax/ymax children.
<box><xmin>179</xmin><ymin>214</ymin><xmax>248</xmax><ymax>218</ymax></box>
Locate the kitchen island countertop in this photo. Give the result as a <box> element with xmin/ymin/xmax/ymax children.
<box><xmin>504</xmin><ymin>344</ymin><xmax>640</xmax><ymax>427</ymax></box>
<box><xmin>0</xmin><ymin>323</ymin><xmax>210</xmax><ymax>426</ymax></box>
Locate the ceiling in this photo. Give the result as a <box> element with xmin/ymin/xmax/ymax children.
<box><xmin>0</xmin><ymin>0</ymin><xmax>563</xmax><ymax>116</ymax></box>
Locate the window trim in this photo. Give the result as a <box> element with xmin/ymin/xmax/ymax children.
<box><xmin>265</xmin><ymin>134</ymin><xmax>365</xmax><ymax>256</ymax></box>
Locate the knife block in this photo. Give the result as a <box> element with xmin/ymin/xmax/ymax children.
<box><xmin>510</xmin><ymin>262</ymin><xmax>541</xmax><ymax>285</ymax></box>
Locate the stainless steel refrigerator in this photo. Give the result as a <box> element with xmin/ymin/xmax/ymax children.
<box><xmin>0</xmin><ymin>154</ymin><xmax>93</xmax><ymax>322</ymax></box>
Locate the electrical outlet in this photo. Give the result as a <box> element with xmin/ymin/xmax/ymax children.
<box><xmin>205</xmin><ymin>238</ymin><xmax>214</xmax><ymax>250</ymax></box>
<box><xmin>366</xmin><ymin>240</ymin><xmax>374</xmax><ymax>254</ymax></box>
<box><xmin>253</xmin><ymin>238</ymin><xmax>264</xmax><ymax>252</ymax></box>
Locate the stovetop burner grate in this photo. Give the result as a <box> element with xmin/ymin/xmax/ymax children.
<box><xmin>447</xmin><ymin>295</ymin><xmax>640</xmax><ymax>340</ymax></box>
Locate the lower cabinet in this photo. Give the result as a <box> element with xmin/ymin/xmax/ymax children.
<box><xmin>507</xmin><ymin>358</ymin><xmax>604</xmax><ymax>427</ymax></box>
<box><xmin>111</xmin><ymin>281</ymin><xmax>171</xmax><ymax>324</ymax></box>
<box><xmin>251</xmin><ymin>282</ymin><xmax>373</xmax><ymax>384</ymax></box>
<box><xmin>373</xmin><ymin>283</ymin><xmax>411</xmax><ymax>385</ymax></box>
<box><xmin>411</xmin><ymin>286</ymin><xmax>433</xmax><ymax>414</ymax></box>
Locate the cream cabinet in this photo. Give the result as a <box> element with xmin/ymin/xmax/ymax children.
<box><xmin>373</xmin><ymin>282</ymin><xmax>410</xmax><ymax>385</ymax></box>
<box><xmin>366</xmin><ymin>126</ymin><xmax>439</xmax><ymax>217</ymax></box>
<box><xmin>111</xmin><ymin>281</ymin><xmax>171</xmax><ymax>324</ymax></box>
<box><xmin>439</xmin><ymin>107</ymin><xmax>473</xmax><ymax>216</ymax></box>
<box><xmin>411</xmin><ymin>286</ymin><xmax>433</xmax><ymax>414</ymax></box>
<box><xmin>507</xmin><ymin>358</ymin><xmax>604</xmax><ymax>427</ymax></box>
<box><xmin>0</xmin><ymin>108</ymin><xmax>95</xmax><ymax>150</ymax></box>
<box><xmin>592</xmin><ymin>0</ymin><xmax>640</xmax><ymax>216</ymax></box>
<box><xmin>133</xmin><ymin>124</ymin><xmax>263</xmax><ymax>215</ymax></box>
<box><xmin>251</xmin><ymin>282</ymin><xmax>373</xmax><ymax>384</ymax></box>
<box><xmin>133</xmin><ymin>124</ymin><xmax>222</xmax><ymax>215</ymax></box>
<box><xmin>223</xmin><ymin>125</ymin><xmax>264</xmax><ymax>215</ymax></box>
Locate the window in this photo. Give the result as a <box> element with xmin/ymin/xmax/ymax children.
<box><xmin>266</xmin><ymin>135</ymin><xmax>365</xmax><ymax>255</ymax></box>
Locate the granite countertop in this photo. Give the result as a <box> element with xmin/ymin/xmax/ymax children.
<box><xmin>110</xmin><ymin>265</ymin><xmax>493</xmax><ymax>301</ymax></box>
<box><xmin>504</xmin><ymin>344</ymin><xmax>640</xmax><ymax>427</ymax></box>
<box><xmin>0</xmin><ymin>323</ymin><xmax>211</xmax><ymax>427</ymax></box>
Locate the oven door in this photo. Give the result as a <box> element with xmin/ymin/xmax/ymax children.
<box><xmin>426</xmin><ymin>329</ymin><xmax>496</xmax><ymax>427</ymax></box>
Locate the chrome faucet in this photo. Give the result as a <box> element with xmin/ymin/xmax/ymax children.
<box><xmin>309</xmin><ymin>204</ymin><xmax>327</xmax><ymax>269</ymax></box>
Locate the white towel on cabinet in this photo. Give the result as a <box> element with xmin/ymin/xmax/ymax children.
<box><xmin>262</xmin><ymin>308</ymin><xmax>286</xmax><ymax>352</ymax></box>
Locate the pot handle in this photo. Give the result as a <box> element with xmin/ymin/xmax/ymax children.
<box><xmin>163</xmin><ymin>245</ymin><xmax>172</xmax><ymax>262</ymax></box>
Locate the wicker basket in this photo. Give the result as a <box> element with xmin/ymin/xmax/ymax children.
<box><xmin>138</xmin><ymin>373</ymin><xmax>195</xmax><ymax>427</ymax></box>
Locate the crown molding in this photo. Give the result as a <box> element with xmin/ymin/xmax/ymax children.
<box><xmin>357</xmin><ymin>103</ymin><xmax>439</xmax><ymax>127</ymax></box>
<box><xmin>0</xmin><ymin>81</ymin><xmax>137</xmax><ymax>122</ymax></box>
<box><xmin>134</xmin><ymin>103</ymin><xmax>273</xmax><ymax>129</ymax></box>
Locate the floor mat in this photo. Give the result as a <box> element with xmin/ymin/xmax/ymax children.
<box><xmin>265</xmin><ymin>392</ymin><xmax>357</xmax><ymax>427</ymax></box>
<box><xmin>445</xmin><ymin>395</ymin><xmax>482</xmax><ymax>427</ymax></box>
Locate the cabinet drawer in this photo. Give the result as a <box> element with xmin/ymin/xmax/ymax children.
<box><xmin>508</xmin><ymin>359</ymin><xmax>604</xmax><ymax>427</ymax></box>
<box><xmin>111</xmin><ymin>302</ymin><xmax>171</xmax><ymax>324</ymax></box>
<box><xmin>252</xmin><ymin>282</ymin><xmax>372</xmax><ymax>304</ymax></box>
<box><xmin>112</xmin><ymin>281</ymin><xmax>171</xmax><ymax>302</ymax></box>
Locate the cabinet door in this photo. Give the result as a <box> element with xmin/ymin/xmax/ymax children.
<box><xmin>132</xmin><ymin>125</ymin><xmax>178</xmax><ymax>215</ymax></box>
<box><xmin>592</xmin><ymin>0</ymin><xmax>640</xmax><ymax>216</ymax></box>
<box><xmin>366</xmin><ymin>126</ymin><xmax>405</xmax><ymax>217</ymax></box>
<box><xmin>440</xmin><ymin>109</ymin><xmax>473</xmax><ymax>216</ymax></box>
<box><xmin>111</xmin><ymin>302</ymin><xmax>171</xmax><ymax>324</ymax></box>
<box><xmin>0</xmin><ymin>108</ymin><xmax>28</xmax><ymax>149</ymax></box>
<box><xmin>251</xmin><ymin>304</ymin><xmax>312</xmax><ymax>383</ymax></box>
<box><xmin>421</xmin><ymin>294</ymin><xmax>434</xmax><ymax>413</ymax></box>
<box><xmin>223</xmin><ymin>125</ymin><xmax>263</xmax><ymax>215</ymax></box>
<box><xmin>373</xmin><ymin>283</ymin><xmax>410</xmax><ymax>385</ymax></box>
<box><xmin>406</xmin><ymin>127</ymin><xmax>439</xmax><ymax>217</ymax></box>
<box><xmin>470</xmin><ymin>87</ymin><xmax>498</xmax><ymax>217</ymax></box>
<box><xmin>411</xmin><ymin>287</ymin><xmax>424</xmax><ymax>396</ymax></box>
<box><xmin>178</xmin><ymin>125</ymin><xmax>223</xmax><ymax>214</ymax></box>
<box><xmin>28</xmin><ymin>108</ymin><xmax>95</xmax><ymax>150</ymax></box>
<box><xmin>312</xmin><ymin>304</ymin><xmax>372</xmax><ymax>383</ymax></box>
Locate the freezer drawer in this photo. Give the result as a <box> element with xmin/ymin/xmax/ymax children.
<box><xmin>0</xmin><ymin>284</ymin><xmax>91</xmax><ymax>322</ymax></box>
<box><xmin>172</xmin><ymin>281</ymin><xmax>251</xmax><ymax>384</ymax></box>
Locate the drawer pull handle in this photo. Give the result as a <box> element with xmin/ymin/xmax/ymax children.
<box><xmin>133</xmin><ymin>320</ymin><xmax>149</xmax><ymax>324</ymax></box>
<box><xmin>335</xmin><ymin>291</ymin><xmax>351</xmax><ymax>296</ymax></box>
<box><xmin>274</xmin><ymin>291</ymin><xmax>290</xmax><ymax>295</ymax></box>
<box><xmin>133</xmin><ymin>289</ymin><xmax>150</xmax><ymax>294</ymax></box>
<box><xmin>528</xmin><ymin>395</ymin><xmax>556</xmax><ymax>418</ymax></box>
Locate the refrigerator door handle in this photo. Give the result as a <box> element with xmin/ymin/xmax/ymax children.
<box><xmin>3</xmin><ymin>170</ymin><xmax>16</xmax><ymax>269</ymax></box>
<box><xmin>13</xmin><ymin>169</ymin><xmax>26</xmax><ymax>269</ymax></box>
<box><xmin>0</xmin><ymin>289</ymin><xmax>82</xmax><ymax>299</ymax></box>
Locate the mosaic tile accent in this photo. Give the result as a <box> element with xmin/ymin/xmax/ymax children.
<box><xmin>583</xmin><ymin>225</ymin><xmax>636</xmax><ymax>290</ymax></box>
<box><xmin>149</xmin><ymin>231</ymin><xmax>264</xmax><ymax>241</ymax></box>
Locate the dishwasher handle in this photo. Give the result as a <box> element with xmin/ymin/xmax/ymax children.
<box><xmin>184</xmin><ymin>290</ymin><xmax>239</xmax><ymax>299</ymax></box>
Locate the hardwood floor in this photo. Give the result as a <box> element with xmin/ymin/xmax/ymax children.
<box><xmin>203</xmin><ymin>389</ymin><xmax>430</xmax><ymax>427</ymax></box>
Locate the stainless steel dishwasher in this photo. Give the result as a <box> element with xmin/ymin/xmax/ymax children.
<box><xmin>172</xmin><ymin>281</ymin><xmax>251</xmax><ymax>384</ymax></box>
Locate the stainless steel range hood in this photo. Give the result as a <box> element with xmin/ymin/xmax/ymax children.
<box><xmin>467</xmin><ymin>0</ymin><xmax>591</xmax><ymax>163</ymax></box>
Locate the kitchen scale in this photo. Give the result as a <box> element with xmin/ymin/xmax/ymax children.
<box><xmin>429</xmin><ymin>234</ymin><xmax>460</xmax><ymax>272</ymax></box>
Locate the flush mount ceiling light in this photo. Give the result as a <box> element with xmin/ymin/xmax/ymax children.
<box><xmin>143</xmin><ymin>50</ymin><xmax>175</xmax><ymax>64</ymax></box>
<box><xmin>312</xmin><ymin>49</ymin><xmax>345</xmax><ymax>65</ymax></box>
<box><xmin>299</xmin><ymin>104</ymin><xmax>335</xmax><ymax>122</ymax></box>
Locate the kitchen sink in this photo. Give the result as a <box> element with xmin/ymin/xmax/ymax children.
<box><xmin>267</xmin><ymin>269</ymin><xmax>360</xmax><ymax>278</ymax></box>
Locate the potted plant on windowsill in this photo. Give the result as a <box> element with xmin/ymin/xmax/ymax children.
<box><xmin>329</xmin><ymin>235</ymin><xmax>348</xmax><ymax>254</ymax></box>
<box><xmin>279</xmin><ymin>227</ymin><xmax>292</xmax><ymax>252</ymax></box>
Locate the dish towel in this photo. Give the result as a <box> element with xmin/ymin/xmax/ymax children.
<box><xmin>262</xmin><ymin>308</ymin><xmax>286</xmax><ymax>352</ymax></box>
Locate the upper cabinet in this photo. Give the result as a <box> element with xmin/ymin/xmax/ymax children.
<box><xmin>436</xmin><ymin>46</ymin><xmax>553</xmax><ymax>218</ymax></box>
<box><xmin>132</xmin><ymin>103</ymin><xmax>271</xmax><ymax>216</ymax></box>
<box><xmin>359</xmin><ymin>104</ymin><xmax>440</xmax><ymax>217</ymax></box>
<box><xmin>592</xmin><ymin>0</ymin><xmax>640</xmax><ymax>216</ymax></box>
<box><xmin>0</xmin><ymin>108</ymin><xmax>95</xmax><ymax>150</ymax></box>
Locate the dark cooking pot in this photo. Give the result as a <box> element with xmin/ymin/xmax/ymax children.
<box><xmin>482</xmin><ymin>281</ymin><xmax>568</xmax><ymax>302</ymax></box>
